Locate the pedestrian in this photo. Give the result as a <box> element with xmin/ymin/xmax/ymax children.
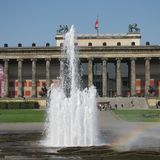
<box><xmin>131</xmin><ymin>100</ymin><xmax>134</xmax><ymax>107</ymax></box>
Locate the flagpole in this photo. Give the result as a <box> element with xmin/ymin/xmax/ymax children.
<box><xmin>95</xmin><ymin>15</ymin><xmax>99</xmax><ymax>36</ymax></box>
<box><xmin>97</xmin><ymin>28</ymin><xmax>99</xmax><ymax>36</ymax></box>
<box><xmin>97</xmin><ymin>14</ymin><xmax>99</xmax><ymax>36</ymax></box>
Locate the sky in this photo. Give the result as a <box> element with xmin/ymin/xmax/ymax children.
<box><xmin>0</xmin><ymin>0</ymin><xmax>160</xmax><ymax>47</ymax></box>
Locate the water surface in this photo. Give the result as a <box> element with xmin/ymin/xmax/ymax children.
<box><xmin>0</xmin><ymin>132</ymin><xmax>159</xmax><ymax>160</ymax></box>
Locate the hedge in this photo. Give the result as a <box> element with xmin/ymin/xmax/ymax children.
<box><xmin>0</xmin><ymin>101</ymin><xmax>40</xmax><ymax>109</ymax></box>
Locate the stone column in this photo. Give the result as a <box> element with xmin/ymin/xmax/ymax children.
<box><xmin>116</xmin><ymin>58</ymin><xmax>122</xmax><ymax>96</ymax></box>
<box><xmin>130</xmin><ymin>58</ymin><xmax>136</xmax><ymax>96</ymax></box>
<box><xmin>31</xmin><ymin>59</ymin><xmax>37</xmax><ymax>97</ymax></box>
<box><xmin>88</xmin><ymin>58</ymin><xmax>93</xmax><ymax>87</ymax></box>
<box><xmin>127</xmin><ymin>61</ymin><xmax>131</xmax><ymax>95</ymax></box>
<box><xmin>102</xmin><ymin>58</ymin><xmax>108</xmax><ymax>97</ymax></box>
<box><xmin>46</xmin><ymin>58</ymin><xmax>51</xmax><ymax>88</ymax></box>
<box><xmin>159</xmin><ymin>58</ymin><xmax>160</xmax><ymax>97</ymax></box>
<box><xmin>145</xmin><ymin>57</ymin><xmax>151</xmax><ymax>96</ymax></box>
<box><xmin>17</xmin><ymin>59</ymin><xmax>23</xmax><ymax>97</ymax></box>
<box><xmin>3</xmin><ymin>59</ymin><xmax>9</xmax><ymax>97</ymax></box>
<box><xmin>60</xmin><ymin>58</ymin><xmax>65</xmax><ymax>84</ymax></box>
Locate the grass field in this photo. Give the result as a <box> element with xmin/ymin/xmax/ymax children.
<box><xmin>0</xmin><ymin>109</ymin><xmax>45</xmax><ymax>123</ymax></box>
<box><xmin>113</xmin><ymin>109</ymin><xmax>160</xmax><ymax>122</ymax></box>
<box><xmin>1</xmin><ymin>109</ymin><xmax>160</xmax><ymax>123</ymax></box>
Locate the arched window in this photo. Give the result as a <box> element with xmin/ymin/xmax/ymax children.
<box><xmin>131</xmin><ymin>42</ymin><xmax>135</xmax><ymax>46</ymax></box>
<box><xmin>103</xmin><ymin>42</ymin><xmax>107</xmax><ymax>46</ymax></box>
<box><xmin>88</xmin><ymin>42</ymin><xmax>92</xmax><ymax>46</ymax></box>
<box><xmin>117</xmin><ymin>42</ymin><xmax>121</xmax><ymax>46</ymax></box>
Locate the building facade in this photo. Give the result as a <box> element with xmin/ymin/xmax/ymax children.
<box><xmin>56</xmin><ymin>33</ymin><xmax>141</xmax><ymax>47</ymax></box>
<box><xmin>0</xmin><ymin>31</ymin><xmax>160</xmax><ymax>98</ymax></box>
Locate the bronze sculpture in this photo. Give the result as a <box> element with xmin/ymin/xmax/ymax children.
<box><xmin>56</xmin><ymin>25</ymin><xmax>69</xmax><ymax>34</ymax></box>
<box><xmin>128</xmin><ymin>23</ymin><xmax>140</xmax><ymax>33</ymax></box>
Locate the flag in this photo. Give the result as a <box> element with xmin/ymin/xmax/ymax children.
<box><xmin>95</xmin><ymin>18</ymin><xmax>99</xmax><ymax>30</ymax></box>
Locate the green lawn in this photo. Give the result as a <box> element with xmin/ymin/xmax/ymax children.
<box><xmin>113</xmin><ymin>109</ymin><xmax>160</xmax><ymax>122</ymax></box>
<box><xmin>1</xmin><ymin>109</ymin><xmax>160</xmax><ymax>123</ymax></box>
<box><xmin>0</xmin><ymin>109</ymin><xmax>45</xmax><ymax>123</ymax></box>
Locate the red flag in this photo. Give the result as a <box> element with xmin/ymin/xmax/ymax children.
<box><xmin>95</xmin><ymin>18</ymin><xmax>99</xmax><ymax>30</ymax></box>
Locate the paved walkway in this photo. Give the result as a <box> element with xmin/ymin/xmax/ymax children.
<box><xmin>0</xmin><ymin>123</ymin><xmax>44</xmax><ymax>133</ymax></box>
<box><xmin>0</xmin><ymin>111</ymin><xmax>119</xmax><ymax>133</ymax></box>
<box><xmin>98</xmin><ymin>110</ymin><xmax>160</xmax><ymax>128</ymax></box>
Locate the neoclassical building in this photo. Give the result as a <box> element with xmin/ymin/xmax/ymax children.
<box><xmin>0</xmin><ymin>29</ymin><xmax>160</xmax><ymax>98</ymax></box>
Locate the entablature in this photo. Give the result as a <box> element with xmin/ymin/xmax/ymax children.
<box><xmin>0</xmin><ymin>46</ymin><xmax>160</xmax><ymax>60</ymax></box>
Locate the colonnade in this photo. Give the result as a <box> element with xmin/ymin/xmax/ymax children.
<box><xmin>86</xmin><ymin>57</ymin><xmax>151</xmax><ymax>97</ymax></box>
<box><xmin>3</xmin><ymin>58</ymin><xmax>51</xmax><ymax>98</ymax></box>
<box><xmin>2</xmin><ymin>57</ymin><xmax>151</xmax><ymax>98</ymax></box>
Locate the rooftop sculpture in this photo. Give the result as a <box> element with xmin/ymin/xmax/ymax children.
<box><xmin>128</xmin><ymin>23</ymin><xmax>140</xmax><ymax>33</ymax></box>
<box><xmin>56</xmin><ymin>25</ymin><xmax>69</xmax><ymax>34</ymax></box>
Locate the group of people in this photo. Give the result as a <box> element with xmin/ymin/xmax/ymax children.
<box><xmin>98</xmin><ymin>102</ymin><xmax>124</xmax><ymax>111</ymax></box>
<box><xmin>98</xmin><ymin>99</ymin><xmax>136</xmax><ymax>111</ymax></box>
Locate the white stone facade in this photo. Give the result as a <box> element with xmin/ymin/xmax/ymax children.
<box><xmin>55</xmin><ymin>33</ymin><xmax>141</xmax><ymax>47</ymax></box>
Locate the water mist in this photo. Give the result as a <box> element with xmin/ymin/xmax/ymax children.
<box><xmin>43</xmin><ymin>26</ymin><xmax>99</xmax><ymax>147</ymax></box>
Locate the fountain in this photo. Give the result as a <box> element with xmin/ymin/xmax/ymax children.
<box><xmin>0</xmin><ymin>25</ymin><xmax>159</xmax><ymax>160</ymax></box>
<box><xmin>43</xmin><ymin>25</ymin><xmax>99</xmax><ymax>147</ymax></box>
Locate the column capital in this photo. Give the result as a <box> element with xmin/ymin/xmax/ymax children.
<box><xmin>3</xmin><ymin>59</ymin><xmax>9</xmax><ymax>62</ymax></box>
<box><xmin>116</xmin><ymin>57</ymin><xmax>122</xmax><ymax>61</ymax></box>
<box><xmin>87</xmin><ymin>57</ymin><xmax>94</xmax><ymax>61</ymax></box>
<box><xmin>17</xmin><ymin>59</ymin><xmax>23</xmax><ymax>62</ymax></box>
<box><xmin>31</xmin><ymin>58</ymin><xmax>37</xmax><ymax>62</ymax></box>
<box><xmin>45</xmin><ymin>58</ymin><xmax>51</xmax><ymax>61</ymax></box>
<box><xmin>59</xmin><ymin>58</ymin><xmax>66</xmax><ymax>62</ymax></box>
<box><xmin>145</xmin><ymin>57</ymin><xmax>151</xmax><ymax>61</ymax></box>
<box><xmin>130</xmin><ymin>57</ymin><xmax>136</xmax><ymax>61</ymax></box>
<box><xmin>101</xmin><ymin>58</ymin><xmax>108</xmax><ymax>61</ymax></box>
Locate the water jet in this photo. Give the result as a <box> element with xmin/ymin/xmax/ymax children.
<box><xmin>43</xmin><ymin>25</ymin><xmax>99</xmax><ymax>147</ymax></box>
